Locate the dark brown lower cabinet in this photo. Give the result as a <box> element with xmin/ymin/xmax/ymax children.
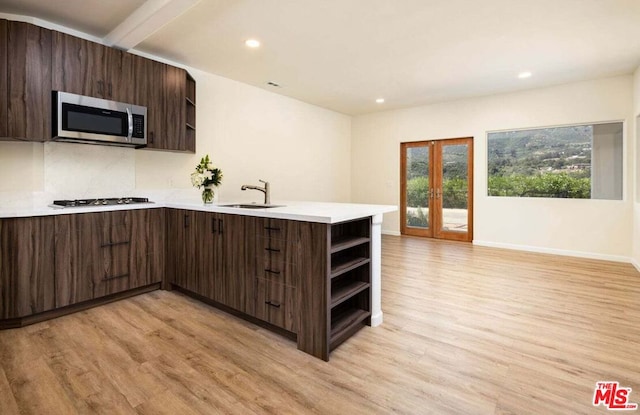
<box><xmin>168</xmin><ymin>212</ymin><xmax>372</xmax><ymax>361</ymax></box>
<box><xmin>0</xmin><ymin>216</ymin><xmax>55</xmax><ymax>319</ymax></box>
<box><xmin>0</xmin><ymin>208</ymin><xmax>371</xmax><ymax>361</ymax></box>
<box><xmin>55</xmin><ymin>209</ymin><xmax>164</xmax><ymax>307</ymax></box>
<box><xmin>166</xmin><ymin>209</ymin><xmax>252</xmax><ymax>314</ymax></box>
<box><xmin>166</xmin><ymin>209</ymin><xmax>202</xmax><ymax>293</ymax></box>
<box><xmin>253</xmin><ymin>218</ymin><xmax>300</xmax><ymax>332</ymax></box>
<box><xmin>254</xmin><ymin>278</ymin><xmax>297</xmax><ymax>332</ymax></box>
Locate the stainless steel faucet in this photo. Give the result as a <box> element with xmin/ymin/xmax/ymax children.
<box><xmin>241</xmin><ymin>179</ymin><xmax>270</xmax><ymax>204</ymax></box>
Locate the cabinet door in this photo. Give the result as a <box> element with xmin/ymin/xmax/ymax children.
<box><xmin>133</xmin><ymin>55</ymin><xmax>164</xmax><ymax>147</ymax></box>
<box><xmin>105</xmin><ymin>48</ymin><xmax>133</xmax><ymax>103</ymax></box>
<box><xmin>52</xmin><ymin>31</ymin><xmax>103</xmax><ymax>98</ymax></box>
<box><xmin>165</xmin><ymin>209</ymin><xmax>186</xmax><ymax>288</ymax></box>
<box><xmin>7</xmin><ymin>21</ymin><xmax>51</xmax><ymax>141</ymax></box>
<box><xmin>0</xmin><ymin>20</ymin><xmax>7</xmax><ymax>137</ymax></box>
<box><xmin>129</xmin><ymin>208</ymin><xmax>165</xmax><ymax>288</ymax></box>
<box><xmin>54</xmin><ymin>213</ymin><xmax>100</xmax><ymax>307</ymax></box>
<box><xmin>199</xmin><ymin>212</ymin><xmax>221</xmax><ymax>299</ymax></box>
<box><xmin>219</xmin><ymin>214</ymin><xmax>248</xmax><ymax>312</ymax></box>
<box><xmin>164</xmin><ymin>65</ymin><xmax>187</xmax><ymax>150</ymax></box>
<box><xmin>0</xmin><ymin>217</ymin><xmax>55</xmax><ymax>319</ymax></box>
<box><xmin>168</xmin><ymin>209</ymin><xmax>201</xmax><ymax>293</ymax></box>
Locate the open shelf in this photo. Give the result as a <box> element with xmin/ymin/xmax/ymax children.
<box><xmin>331</xmin><ymin>280</ymin><xmax>369</xmax><ymax>308</ymax></box>
<box><xmin>330</xmin><ymin>257</ymin><xmax>370</xmax><ymax>279</ymax></box>
<box><xmin>330</xmin><ymin>308</ymin><xmax>370</xmax><ymax>350</ymax></box>
<box><xmin>185</xmin><ymin>72</ymin><xmax>196</xmax><ymax>152</ymax></box>
<box><xmin>330</xmin><ymin>236</ymin><xmax>370</xmax><ymax>254</ymax></box>
<box><xmin>322</xmin><ymin>216</ymin><xmax>372</xmax><ymax>359</ymax></box>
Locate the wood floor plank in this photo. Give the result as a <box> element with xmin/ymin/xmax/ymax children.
<box><xmin>1</xmin><ymin>235</ymin><xmax>639</xmax><ymax>414</ymax></box>
<box><xmin>0</xmin><ymin>367</ymin><xmax>20</xmax><ymax>414</ymax></box>
<box><xmin>5</xmin><ymin>356</ymin><xmax>78</xmax><ymax>414</ymax></box>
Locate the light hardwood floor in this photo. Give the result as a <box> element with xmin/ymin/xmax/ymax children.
<box><xmin>2</xmin><ymin>235</ymin><xmax>640</xmax><ymax>414</ymax></box>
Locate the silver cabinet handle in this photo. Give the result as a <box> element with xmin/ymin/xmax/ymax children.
<box><xmin>126</xmin><ymin>108</ymin><xmax>133</xmax><ymax>141</ymax></box>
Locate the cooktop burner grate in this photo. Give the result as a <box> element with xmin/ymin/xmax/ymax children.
<box><xmin>52</xmin><ymin>197</ymin><xmax>152</xmax><ymax>208</ymax></box>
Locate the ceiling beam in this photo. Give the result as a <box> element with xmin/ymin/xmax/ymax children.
<box><xmin>103</xmin><ymin>0</ymin><xmax>201</xmax><ymax>50</ymax></box>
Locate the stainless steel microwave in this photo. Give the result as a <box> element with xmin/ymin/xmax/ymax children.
<box><xmin>52</xmin><ymin>91</ymin><xmax>147</xmax><ymax>148</ymax></box>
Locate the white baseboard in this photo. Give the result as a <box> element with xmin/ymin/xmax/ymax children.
<box><xmin>473</xmin><ymin>240</ymin><xmax>631</xmax><ymax>263</ymax></box>
<box><xmin>371</xmin><ymin>311</ymin><xmax>383</xmax><ymax>327</ymax></box>
<box><xmin>382</xmin><ymin>230</ymin><xmax>401</xmax><ymax>236</ymax></box>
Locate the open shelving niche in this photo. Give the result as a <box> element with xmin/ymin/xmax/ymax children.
<box><xmin>185</xmin><ymin>72</ymin><xmax>196</xmax><ymax>146</ymax></box>
<box><xmin>328</xmin><ymin>217</ymin><xmax>372</xmax><ymax>352</ymax></box>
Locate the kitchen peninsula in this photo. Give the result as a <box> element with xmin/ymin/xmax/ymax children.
<box><xmin>0</xmin><ymin>200</ymin><xmax>395</xmax><ymax>361</ymax></box>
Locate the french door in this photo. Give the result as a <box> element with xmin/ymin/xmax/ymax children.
<box><xmin>400</xmin><ymin>137</ymin><xmax>473</xmax><ymax>242</ymax></box>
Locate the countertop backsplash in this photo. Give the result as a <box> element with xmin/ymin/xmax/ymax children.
<box><xmin>43</xmin><ymin>142</ymin><xmax>136</xmax><ymax>199</ymax></box>
<box><xmin>0</xmin><ymin>142</ymin><xmax>212</xmax><ymax>212</ymax></box>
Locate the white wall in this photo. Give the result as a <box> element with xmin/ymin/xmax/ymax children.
<box><xmin>0</xmin><ymin>23</ymin><xmax>352</xmax><ymax>208</ymax></box>
<box><xmin>632</xmin><ymin>67</ymin><xmax>640</xmax><ymax>270</ymax></box>
<box><xmin>352</xmin><ymin>76</ymin><xmax>634</xmax><ymax>260</ymax></box>
<box><xmin>591</xmin><ymin>123</ymin><xmax>623</xmax><ymax>200</ymax></box>
<box><xmin>134</xmin><ymin>67</ymin><xmax>352</xmax><ymax>204</ymax></box>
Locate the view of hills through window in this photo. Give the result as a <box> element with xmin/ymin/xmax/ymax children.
<box><xmin>488</xmin><ymin>122</ymin><xmax>623</xmax><ymax>200</ymax></box>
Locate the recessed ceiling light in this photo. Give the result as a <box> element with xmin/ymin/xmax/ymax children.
<box><xmin>518</xmin><ymin>71</ymin><xmax>532</xmax><ymax>79</ymax></box>
<box><xmin>375</xmin><ymin>98</ymin><xmax>385</xmax><ymax>104</ymax></box>
<box><xmin>245</xmin><ymin>39</ymin><xmax>260</xmax><ymax>48</ymax></box>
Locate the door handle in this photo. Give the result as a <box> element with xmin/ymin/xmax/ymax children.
<box><xmin>265</xmin><ymin>300</ymin><xmax>281</xmax><ymax>308</ymax></box>
<box><xmin>126</xmin><ymin>107</ymin><xmax>133</xmax><ymax>142</ymax></box>
<box><xmin>436</xmin><ymin>189</ymin><xmax>441</xmax><ymax>199</ymax></box>
<box><xmin>429</xmin><ymin>188</ymin><xmax>434</xmax><ymax>199</ymax></box>
<box><xmin>218</xmin><ymin>218</ymin><xmax>223</xmax><ymax>234</ymax></box>
<box><xmin>211</xmin><ymin>217</ymin><xmax>216</xmax><ymax>234</ymax></box>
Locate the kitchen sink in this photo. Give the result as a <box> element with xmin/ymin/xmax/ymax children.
<box><xmin>219</xmin><ymin>203</ymin><xmax>285</xmax><ymax>209</ymax></box>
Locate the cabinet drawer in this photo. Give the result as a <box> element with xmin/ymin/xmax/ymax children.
<box><xmin>256</xmin><ymin>236</ymin><xmax>298</xmax><ymax>264</ymax></box>
<box><xmin>257</xmin><ymin>218</ymin><xmax>300</xmax><ymax>242</ymax></box>
<box><xmin>257</xmin><ymin>256</ymin><xmax>297</xmax><ymax>287</ymax></box>
<box><xmin>254</xmin><ymin>278</ymin><xmax>297</xmax><ymax>333</ymax></box>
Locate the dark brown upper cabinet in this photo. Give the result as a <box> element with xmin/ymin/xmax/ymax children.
<box><xmin>0</xmin><ymin>18</ymin><xmax>195</xmax><ymax>149</ymax></box>
<box><xmin>133</xmin><ymin>55</ymin><xmax>163</xmax><ymax>148</ymax></box>
<box><xmin>3</xmin><ymin>21</ymin><xmax>52</xmax><ymax>142</ymax></box>
<box><xmin>133</xmin><ymin>56</ymin><xmax>194</xmax><ymax>152</ymax></box>
<box><xmin>164</xmin><ymin>64</ymin><xmax>191</xmax><ymax>152</ymax></box>
<box><xmin>52</xmin><ymin>31</ymin><xmax>133</xmax><ymax>103</ymax></box>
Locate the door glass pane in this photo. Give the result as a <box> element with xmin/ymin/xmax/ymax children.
<box><xmin>405</xmin><ymin>145</ymin><xmax>429</xmax><ymax>229</ymax></box>
<box><xmin>441</xmin><ymin>144</ymin><xmax>468</xmax><ymax>232</ymax></box>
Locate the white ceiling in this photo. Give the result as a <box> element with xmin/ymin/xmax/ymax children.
<box><xmin>2</xmin><ymin>0</ymin><xmax>640</xmax><ymax>115</ymax></box>
<box><xmin>0</xmin><ymin>0</ymin><xmax>147</xmax><ymax>37</ymax></box>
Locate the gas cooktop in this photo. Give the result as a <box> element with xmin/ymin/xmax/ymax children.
<box><xmin>52</xmin><ymin>197</ymin><xmax>153</xmax><ymax>208</ymax></box>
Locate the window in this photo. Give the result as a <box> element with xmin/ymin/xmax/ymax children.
<box><xmin>487</xmin><ymin>122</ymin><xmax>623</xmax><ymax>200</ymax></box>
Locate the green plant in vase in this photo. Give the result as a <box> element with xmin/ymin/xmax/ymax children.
<box><xmin>191</xmin><ymin>154</ymin><xmax>223</xmax><ymax>204</ymax></box>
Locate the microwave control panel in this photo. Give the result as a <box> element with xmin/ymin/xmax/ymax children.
<box><xmin>132</xmin><ymin>114</ymin><xmax>145</xmax><ymax>139</ymax></box>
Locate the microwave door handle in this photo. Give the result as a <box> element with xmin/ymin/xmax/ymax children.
<box><xmin>126</xmin><ymin>108</ymin><xmax>133</xmax><ymax>141</ymax></box>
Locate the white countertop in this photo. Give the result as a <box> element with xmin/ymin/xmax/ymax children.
<box><xmin>0</xmin><ymin>200</ymin><xmax>397</xmax><ymax>223</ymax></box>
